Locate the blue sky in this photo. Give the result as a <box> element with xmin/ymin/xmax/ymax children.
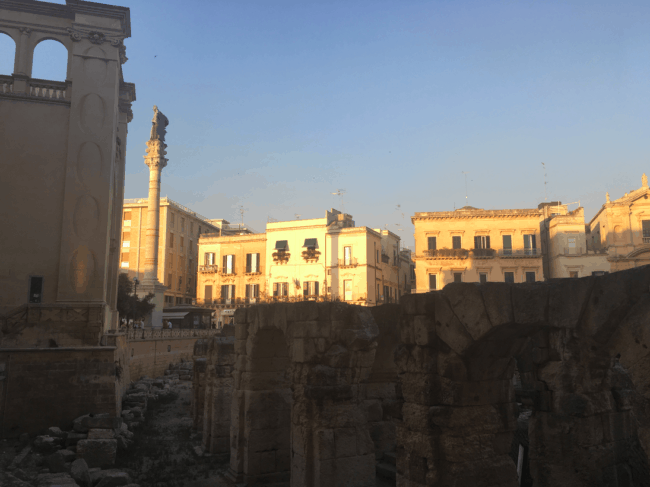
<box><xmin>2</xmin><ymin>0</ymin><xmax>649</xmax><ymax>249</ymax></box>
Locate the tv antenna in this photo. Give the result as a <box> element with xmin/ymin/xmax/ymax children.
<box><xmin>541</xmin><ymin>162</ymin><xmax>548</xmax><ymax>201</ymax></box>
<box><xmin>295</xmin><ymin>214</ymin><xmax>301</xmax><ymax>220</ymax></box>
<box><xmin>462</xmin><ymin>171</ymin><xmax>469</xmax><ymax>206</ymax></box>
<box><xmin>331</xmin><ymin>189</ymin><xmax>346</xmax><ymax>213</ymax></box>
<box><xmin>267</xmin><ymin>215</ymin><xmax>278</xmax><ymax>223</ymax></box>
<box><xmin>237</xmin><ymin>205</ymin><xmax>248</xmax><ymax>224</ymax></box>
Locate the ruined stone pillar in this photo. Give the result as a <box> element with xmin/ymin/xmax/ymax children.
<box><xmin>138</xmin><ymin>106</ymin><xmax>169</xmax><ymax>328</ymax></box>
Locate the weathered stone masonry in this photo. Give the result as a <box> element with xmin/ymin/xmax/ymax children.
<box><xmin>193</xmin><ymin>266</ymin><xmax>650</xmax><ymax>486</ymax></box>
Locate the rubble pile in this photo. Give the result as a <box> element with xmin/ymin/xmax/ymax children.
<box><xmin>0</xmin><ymin>375</ymin><xmax>177</xmax><ymax>487</ymax></box>
<box><xmin>163</xmin><ymin>359</ymin><xmax>194</xmax><ymax>382</ymax></box>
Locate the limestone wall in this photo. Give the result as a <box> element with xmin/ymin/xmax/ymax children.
<box><xmin>127</xmin><ymin>336</ymin><xmax>201</xmax><ymax>380</ymax></box>
<box><xmin>0</xmin><ymin>347</ymin><xmax>122</xmax><ymax>437</ymax></box>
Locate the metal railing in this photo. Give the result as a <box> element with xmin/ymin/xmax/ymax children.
<box><xmin>563</xmin><ymin>247</ymin><xmax>583</xmax><ymax>256</ymax></box>
<box><xmin>198</xmin><ymin>264</ymin><xmax>218</xmax><ymax>273</ymax></box>
<box><xmin>643</xmin><ymin>237</ymin><xmax>650</xmax><ymax>244</ymax></box>
<box><xmin>339</xmin><ymin>257</ymin><xmax>358</xmax><ymax>267</ymax></box>
<box><xmin>126</xmin><ymin>328</ymin><xmax>220</xmax><ymax>341</ymax></box>
<box><xmin>423</xmin><ymin>249</ymin><xmax>469</xmax><ymax>259</ymax></box>
<box><xmin>471</xmin><ymin>248</ymin><xmax>496</xmax><ymax>258</ymax></box>
<box><xmin>498</xmin><ymin>249</ymin><xmax>542</xmax><ymax>257</ymax></box>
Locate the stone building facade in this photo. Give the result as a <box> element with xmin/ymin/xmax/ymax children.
<box><xmin>412</xmin><ymin>207</ymin><xmax>544</xmax><ymax>292</ymax></box>
<box><xmin>196</xmin><ymin>209</ymin><xmax>414</xmax><ymax>321</ymax></box>
<box><xmin>589</xmin><ymin>174</ymin><xmax>650</xmax><ymax>272</ymax></box>
<box><xmin>120</xmin><ymin>198</ymin><xmax>219</xmax><ymax>307</ymax></box>
<box><xmin>0</xmin><ymin>0</ymin><xmax>135</xmax><ymax>342</ymax></box>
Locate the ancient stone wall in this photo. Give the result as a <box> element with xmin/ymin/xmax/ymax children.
<box><xmin>127</xmin><ymin>336</ymin><xmax>202</xmax><ymax>380</ymax></box>
<box><xmin>0</xmin><ymin>347</ymin><xmax>123</xmax><ymax>437</ymax></box>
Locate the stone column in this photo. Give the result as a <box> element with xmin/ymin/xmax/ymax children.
<box><xmin>138</xmin><ymin>106</ymin><xmax>169</xmax><ymax>328</ymax></box>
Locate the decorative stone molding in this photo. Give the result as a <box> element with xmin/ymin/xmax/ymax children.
<box><xmin>18</xmin><ymin>27</ymin><xmax>32</xmax><ymax>36</ymax></box>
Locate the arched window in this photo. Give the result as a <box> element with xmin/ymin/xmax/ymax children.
<box><xmin>32</xmin><ymin>39</ymin><xmax>67</xmax><ymax>81</ymax></box>
<box><xmin>0</xmin><ymin>33</ymin><xmax>16</xmax><ymax>76</ymax></box>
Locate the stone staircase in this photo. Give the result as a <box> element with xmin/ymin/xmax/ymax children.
<box><xmin>376</xmin><ymin>451</ymin><xmax>396</xmax><ymax>483</ymax></box>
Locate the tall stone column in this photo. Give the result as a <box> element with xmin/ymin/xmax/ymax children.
<box><xmin>138</xmin><ymin>106</ymin><xmax>169</xmax><ymax>328</ymax></box>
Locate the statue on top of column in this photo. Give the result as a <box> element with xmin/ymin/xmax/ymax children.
<box><xmin>149</xmin><ymin>105</ymin><xmax>169</xmax><ymax>143</ymax></box>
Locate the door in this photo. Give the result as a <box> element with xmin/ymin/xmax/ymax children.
<box><xmin>344</xmin><ymin>280</ymin><xmax>352</xmax><ymax>301</ymax></box>
<box><xmin>204</xmin><ymin>285</ymin><xmax>212</xmax><ymax>302</ymax></box>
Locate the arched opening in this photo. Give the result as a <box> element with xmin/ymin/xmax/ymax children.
<box><xmin>235</xmin><ymin>327</ymin><xmax>292</xmax><ymax>484</ymax></box>
<box><xmin>31</xmin><ymin>39</ymin><xmax>68</xmax><ymax>81</ymax></box>
<box><xmin>0</xmin><ymin>32</ymin><xmax>16</xmax><ymax>76</ymax></box>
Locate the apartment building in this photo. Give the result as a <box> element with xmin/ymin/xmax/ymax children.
<box><xmin>412</xmin><ymin>206</ymin><xmax>544</xmax><ymax>292</ymax></box>
<box><xmin>589</xmin><ymin>174</ymin><xmax>650</xmax><ymax>272</ymax></box>
<box><xmin>196</xmin><ymin>209</ymin><xmax>414</xmax><ymax>323</ymax></box>
<box><xmin>120</xmin><ymin>197</ymin><xmax>220</xmax><ymax>306</ymax></box>
<box><xmin>196</xmin><ymin>232</ymin><xmax>267</xmax><ymax>325</ymax></box>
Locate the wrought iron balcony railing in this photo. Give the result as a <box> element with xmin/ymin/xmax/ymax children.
<box><xmin>498</xmin><ymin>249</ymin><xmax>542</xmax><ymax>258</ymax></box>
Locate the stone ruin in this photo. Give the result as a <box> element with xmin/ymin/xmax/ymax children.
<box><xmin>192</xmin><ymin>266</ymin><xmax>650</xmax><ymax>486</ymax></box>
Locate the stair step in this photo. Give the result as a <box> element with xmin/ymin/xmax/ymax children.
<box><xmin>376</xmin><ymin>462</ymin><xmax>396</xmax><ymax>481</ymax></box>
<box><xmin>383</xmin><ymin>451</ymin><xmax>396</xmax><ymax>465</ymax></box>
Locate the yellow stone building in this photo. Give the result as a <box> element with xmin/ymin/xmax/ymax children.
<box><xmin>412</xmin><ymin>207</ymin><xmax>544</xmax><ymax>291</ymax></box>
<box><xmin>119</xmin><ymin>197</ymin><xmax>219</xmax><ymax>306</ymax></box>
<box><xmin>589</xmin><ymin>174</ymin><xmax>650</xmax><ymax>272</ymax></box>
<box><xmin>196</xmin><ymin>209</ymin><xmax>414</xmax><ymax>323</ymax></box>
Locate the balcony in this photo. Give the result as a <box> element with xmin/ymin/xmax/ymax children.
<box><xmin>471</xmin><ymin>248</ymin><xmax>496</xmax><ymax>259</ymax></box>
<box><xmin>422</xmin><ymin>249</ymin><xmax>469</xmax><ymax>259</ymax></box>
<box><xmin>644</xmin><ymin>237</ymin><xmax>650</xmax><ymax>244</ymax></box>
<box><xmin>198</xmin><ymin>264</ymin><xmax>218</xmax><ymax>273</ymax></box>
<box><xmin>498</xmin><ymin>249</ymin><xmax>542</xmax><ymax>258</ymax></box>
<box><xmin>302</xmin><ymin>249</ymin><xmax>321</xmax><ymax>262</ymax></box>
<box><xmin>563</xmin><ymin>247</ymin><xmax>583</xmax><ymax>256</ymax></box>
<box><xmin>272</xmin><ymin>250</ymin><xmax>290</xmax><ymax>263</ymax></box>
<box><xmin>381</xmin><ymin>253</ymin><xmax>390</xmax><ymax>264</ymax></box>
<box><xmin>220</xmin><ymin>268</ymin><xmax>236</xmax><ymax>276</ymax></box>
<box><xmin>339</xmin><ymin>257</ymin><xmax>358</xmax><ymax>268</ymax></box>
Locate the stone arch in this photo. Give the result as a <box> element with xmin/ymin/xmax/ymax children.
<box><xmin>30</xmin><ymin>36</ymin><xmax>70</xmax><ymax>81</ymax></box>
<box><xmin>397</xmin><ymin>269</ymin><xmax>650</xmax><ymax>487</ymax></box>
<box><xmin>0</xmin><ymin>31</ymin><xmax>17</xmax><ymax>76</ymax></box>
<box><xmin>229</xmin><ymin>301</ymin><xmax>379</xmax><ymax>486</ymax></box>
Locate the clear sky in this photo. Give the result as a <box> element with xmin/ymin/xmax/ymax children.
<box><xmin>2</xmin><ymin>0</ymin><xmax>649</xmax><ymax>249</ymax></box>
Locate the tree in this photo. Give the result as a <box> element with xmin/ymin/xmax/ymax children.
<box><xmin>117</xmin><ymin>273</ymin><xmax>156</xmax><ymax>322</ymax></box>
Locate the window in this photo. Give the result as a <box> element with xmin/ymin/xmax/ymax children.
<box><xmin>221</xmin><ymin>284</ymin><xmax>236</xmax><ymax>302</ymax></box>
<box><xmin>502</xmin><ymin>235</ymin><xmax>512</xmax><ymax>255</ymax></box>
<box><xmin>376</xmin><ymin>249</ymin><xmax>380</xmax><ymax>263</ymax></box>
<box><xmin>204</xmin><ymin>285</ymin><xmax>213</xmax><ymax>301</ymax></box>
<box><xmin>344</xmin><ymin>280</ymin><xmax>352</xmax><ymax>301</ymax></box>
<box><xmin>180</xmin><ymin>236</ymin><xmax>184</xmax><ymax>251</ymax></box>
<box><xmin>427</xmin><ymin>237</ymin><xmax>437</xmax><ymax>251</ymax></box>
<box><xmin>122</xmin><ymin>232</ymin><xmax>131</xmax><ymax>247</ymax></box>
<box><xmin>383</xmin><ymin>285</ymin><xmax>389</xmax><ymax>303</ymax></box>
<box><xmin>164</xmin><ymin>295</ymin><xmax>173</xmax><ymax>304</ymax></box>
<box><xmin>302</xmin><ymin>281</ymin><xmax>320</xmax><ymax>297</ymax></box>
<box><xmin>169</xmin><ymin>232</ymin><xmax>174</xmax><ymax>248</ymax></box>
<box><xmin>178</xmin><ymin>256</ymin><xmax>184</xmax><ymax>270</ymax></box>
<box><xmin>178</xmin><ymin>276</ymin><xmax>183</xmax><ymax>291</ymax></box>
<box><xmin>568</xmin><ymin>237</ymin><xmax>576</xmax><ymax>248</ymax></box>
<box><xmin>198</xmin><ymin>225</ymin><xmax>202</xmax><ymax>236</ymax></box>
<box><xmin>169</xmin><ymin>254</ymin><xmax>174</xmax><ymax>267</ymax></box>
<box><xmin>524</xmin><ymin>234</ymin><xmax>537</xmax><ymax>255</ymax></box>
<box><xmin>223</xmin><ymin>254</ymin><xmax>235</xmax><ymax>274</ymax></box>
<box><xmin>121</xmin><ymin>253</ymin><xmax>129</xmax><ymax>268</ymax></box>
<box><xmin>181</xmin><ymin>217</ymin><xmax>185</xmax><ymax>232</ymax></box>
<box><xmin>479</xmin><ymin>273</ymin><xmax>487</xmax><ymax>284</ymax></box>
<box><xmin>504</xmin><ymin>272</ymin><xmax>515</xmax><ymax>283</ymax></box>
<box><xmin>205</xmin><ymin>252</ymin><xmax>215</xmax><ymax>266</ymax></box>
<box><xmin>452</xmin><ymin>236</ymin><xmax>461</xmax><ymax>249</ymax></box>
<box><xmin>170</xmin><ymin>213</ymin><xmax>175</xmax><ymax>226</ymax></box>
<box><xmin>175</xmin><ymin>297</ymin><xmax>183</xmax><ymax>305</ymax></box>
<box><xmin>275</xmin><ymin>240</ymin><xmax>289</xmax><ymax>251</ymax></box>
<box><xmin>303</xmin><ymin>238</ymin><xmax>318</xmax><ymax>250</ymax></box>
<box><xmin>123</xmin><ymin>211</ymin><xmax>131</xmax><ymax>227</ymax></box>
<box><xmin>273</xmin><ymin>282</ymin><xmax>288</xmax><ymax>297</ymax></box>
<box><xmin>429</xmin><ymin>274</ymin><xmax>437</xmax><ymax>290</ymax></box>
<box><xmin>453</xmin><ymin>272</ymin><xmax>462</xmax><ymax>283</ymax></box>
<box><xmin>474</xmin><ymin>235</ymin><xmax>490</xmax><ymax>249</ymax></box>
<box><xmin>29</xmin><ymin>276</ymin><xmax>43</xmax><ymax>303</ymax></box>
<box><xmin>344</xmin><ymin>246</ymin><xmax>351</xmax><ymax>265</ymax></box>
<box><xmin>246</xmin><ymin>284</ymin><xmax>260</xmax><ymax>302</ymax></box>
<box><xmin>190</xmin><ymin>222</ymin><xmax>194</xmax><ymax>234</ymax></box>
<box><xmin>246</xmin><ymin>253</ymin><xmax>260</xmax><ymax>273</ymax></box>
<box><xmin>167</xmin><ymin>273</ymin><xmax>172</xmax><ymax>287</ymax></box>
<box><xmin>525</xmin><ymin>272</ymin><xmax>536</xmax><ymax>283</ymax></box>
<box><xmin>643</xmin><ymin>220</ymin><xmax>650</xmax><ymax>239</ymax></box>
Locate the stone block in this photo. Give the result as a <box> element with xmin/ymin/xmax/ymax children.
<box><xmin>87</xmin><ymin>429</ymin><xmax>115</xmax><ymax>440</ymax></box>
<box><xmin>314</xmin><ymin>428</ymin><xmax>335</xmax><ymax>460</ymax></box>
<box><xmin>33</xmin><ymin>436</ymin><xmax>61</xmax><ymax>453</ymax></box>
<box><xmin>46</xmin><ymin>449</ymin><xmax>76</xmax><ymax>473</ymax></box>
<box><xmin>431</xmin><ymin>293</ymin><xmax>475</xmax><ymax>355</ymax></box>
<box><xmin>35</xmin><ymin>472</ymin><xmax>78</xmax><ymax>486</ymax></box>
<box><xmin>292</xmin><ymin>321</ymin><xmax>331</xmax><ymax>339</ymax></box>
<box><xmin>47</xmin><ymin>427</ymin><xmax>67</xmax><ymax>439</ymax></box>
<box><xmin>511</xmin><ymin>283</ymin><xmax>549</xmax><ymax>326</ymax></box>
<box><xmin>76</xmin><ymin>439</ymin><xmax>117</xmax><ymax>468</ymax></box>
<box><xmin>95</xmin><ymin>471</ymin><xmax>132</xmax><ymax>487</ymax></box>
<box><xmin>65</xmin><ymin>433</ymin><xmax>87</xmax><ymax>447</ymax></box>
<box><xmin>443</xmin><ymin>283</ymin><xmax>493</xmax><ymax>340</ymax></box>
<box><xmin>70</xmin><ymin>459</ymin><xmax>90</xmax><ymax>487</ymax></box>
<box><xmin>334</xmin><ymin>427</ymin><xmax>357</xmax><ymax>458</ymax></box>
<box><xmin>413</xmin><ymin>315</ymin><xmax>435</xmax><ymax>346</ymax></box>
<box><xmin>73</xmin><ymin>415</ymin><xmax>122</xmax><ymax>433</ymax></box>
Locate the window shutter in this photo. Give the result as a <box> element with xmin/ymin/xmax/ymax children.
<box><xmin>231</xmin><ymin>285</ymin><xmax>235</xmax><ymax>299</ymax></box>
<box><xmin>474</xmin><ymin>236</ymin><xmax>479</xmax><ymax>249</ymax></box>
<box><xmin>486</xmin><ymin>236</ymin><xmax>491</xmax><ymax>248</ymax></box>
<box><xmin>223</xmin><ymin>255</ymin><xmax>227</xmax><ymax>269</ymax></box>
<box><xmin>246</xmin><ymin>253</ymin><xmax>251</xmax><ymax>273</ymax></box>
<box><xmin>531</xmin><ymin>235</ymin><xmax>536</xmax><ymax>249</ymax></box>
<box><xmin>255</xmin><ymin>253</ymin><xmax>260</xmax><ymax>272</ymax></box>
<box><xmin>303</xmin><ymin>281</ymin><xmax>308</xmax><ymax>296</ymax></box>
<box><xmin>273</xmin><ymin>283</ymin><xmax>278</xmax><ymax>296</ymax></box>
<box><xmin>246</xmin><ymin>284</ymin><xmax>250</xmax><ymax>298</ymax></box>
<box><xmin>232</xmin><ymin>255</ymin><xmax>235</xmax><ymax>273</ymax></box>
<box><xmin>314</xmin><ymin>281</ymin><xmax>319</xmax><ymax>296</ymax></box>
<box><xmin>205</xmin><ymin>285</ymin><xmax>212</xmax><ymax>300</ymax></box>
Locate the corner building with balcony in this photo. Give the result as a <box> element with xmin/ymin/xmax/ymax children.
<box><xmin>412</xmin><ymin>206</ymin><xmax>544</xmax><ymax>291</ymax></box>
<box><xmin>196</xmin><ymin>209</ymin><xmax>414</xmax><ymax>324</ymax></box>
<box><xmin>119</xmin><ymin>198</ymin><xmax>220</xmax><ymax>307</ymax></box>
